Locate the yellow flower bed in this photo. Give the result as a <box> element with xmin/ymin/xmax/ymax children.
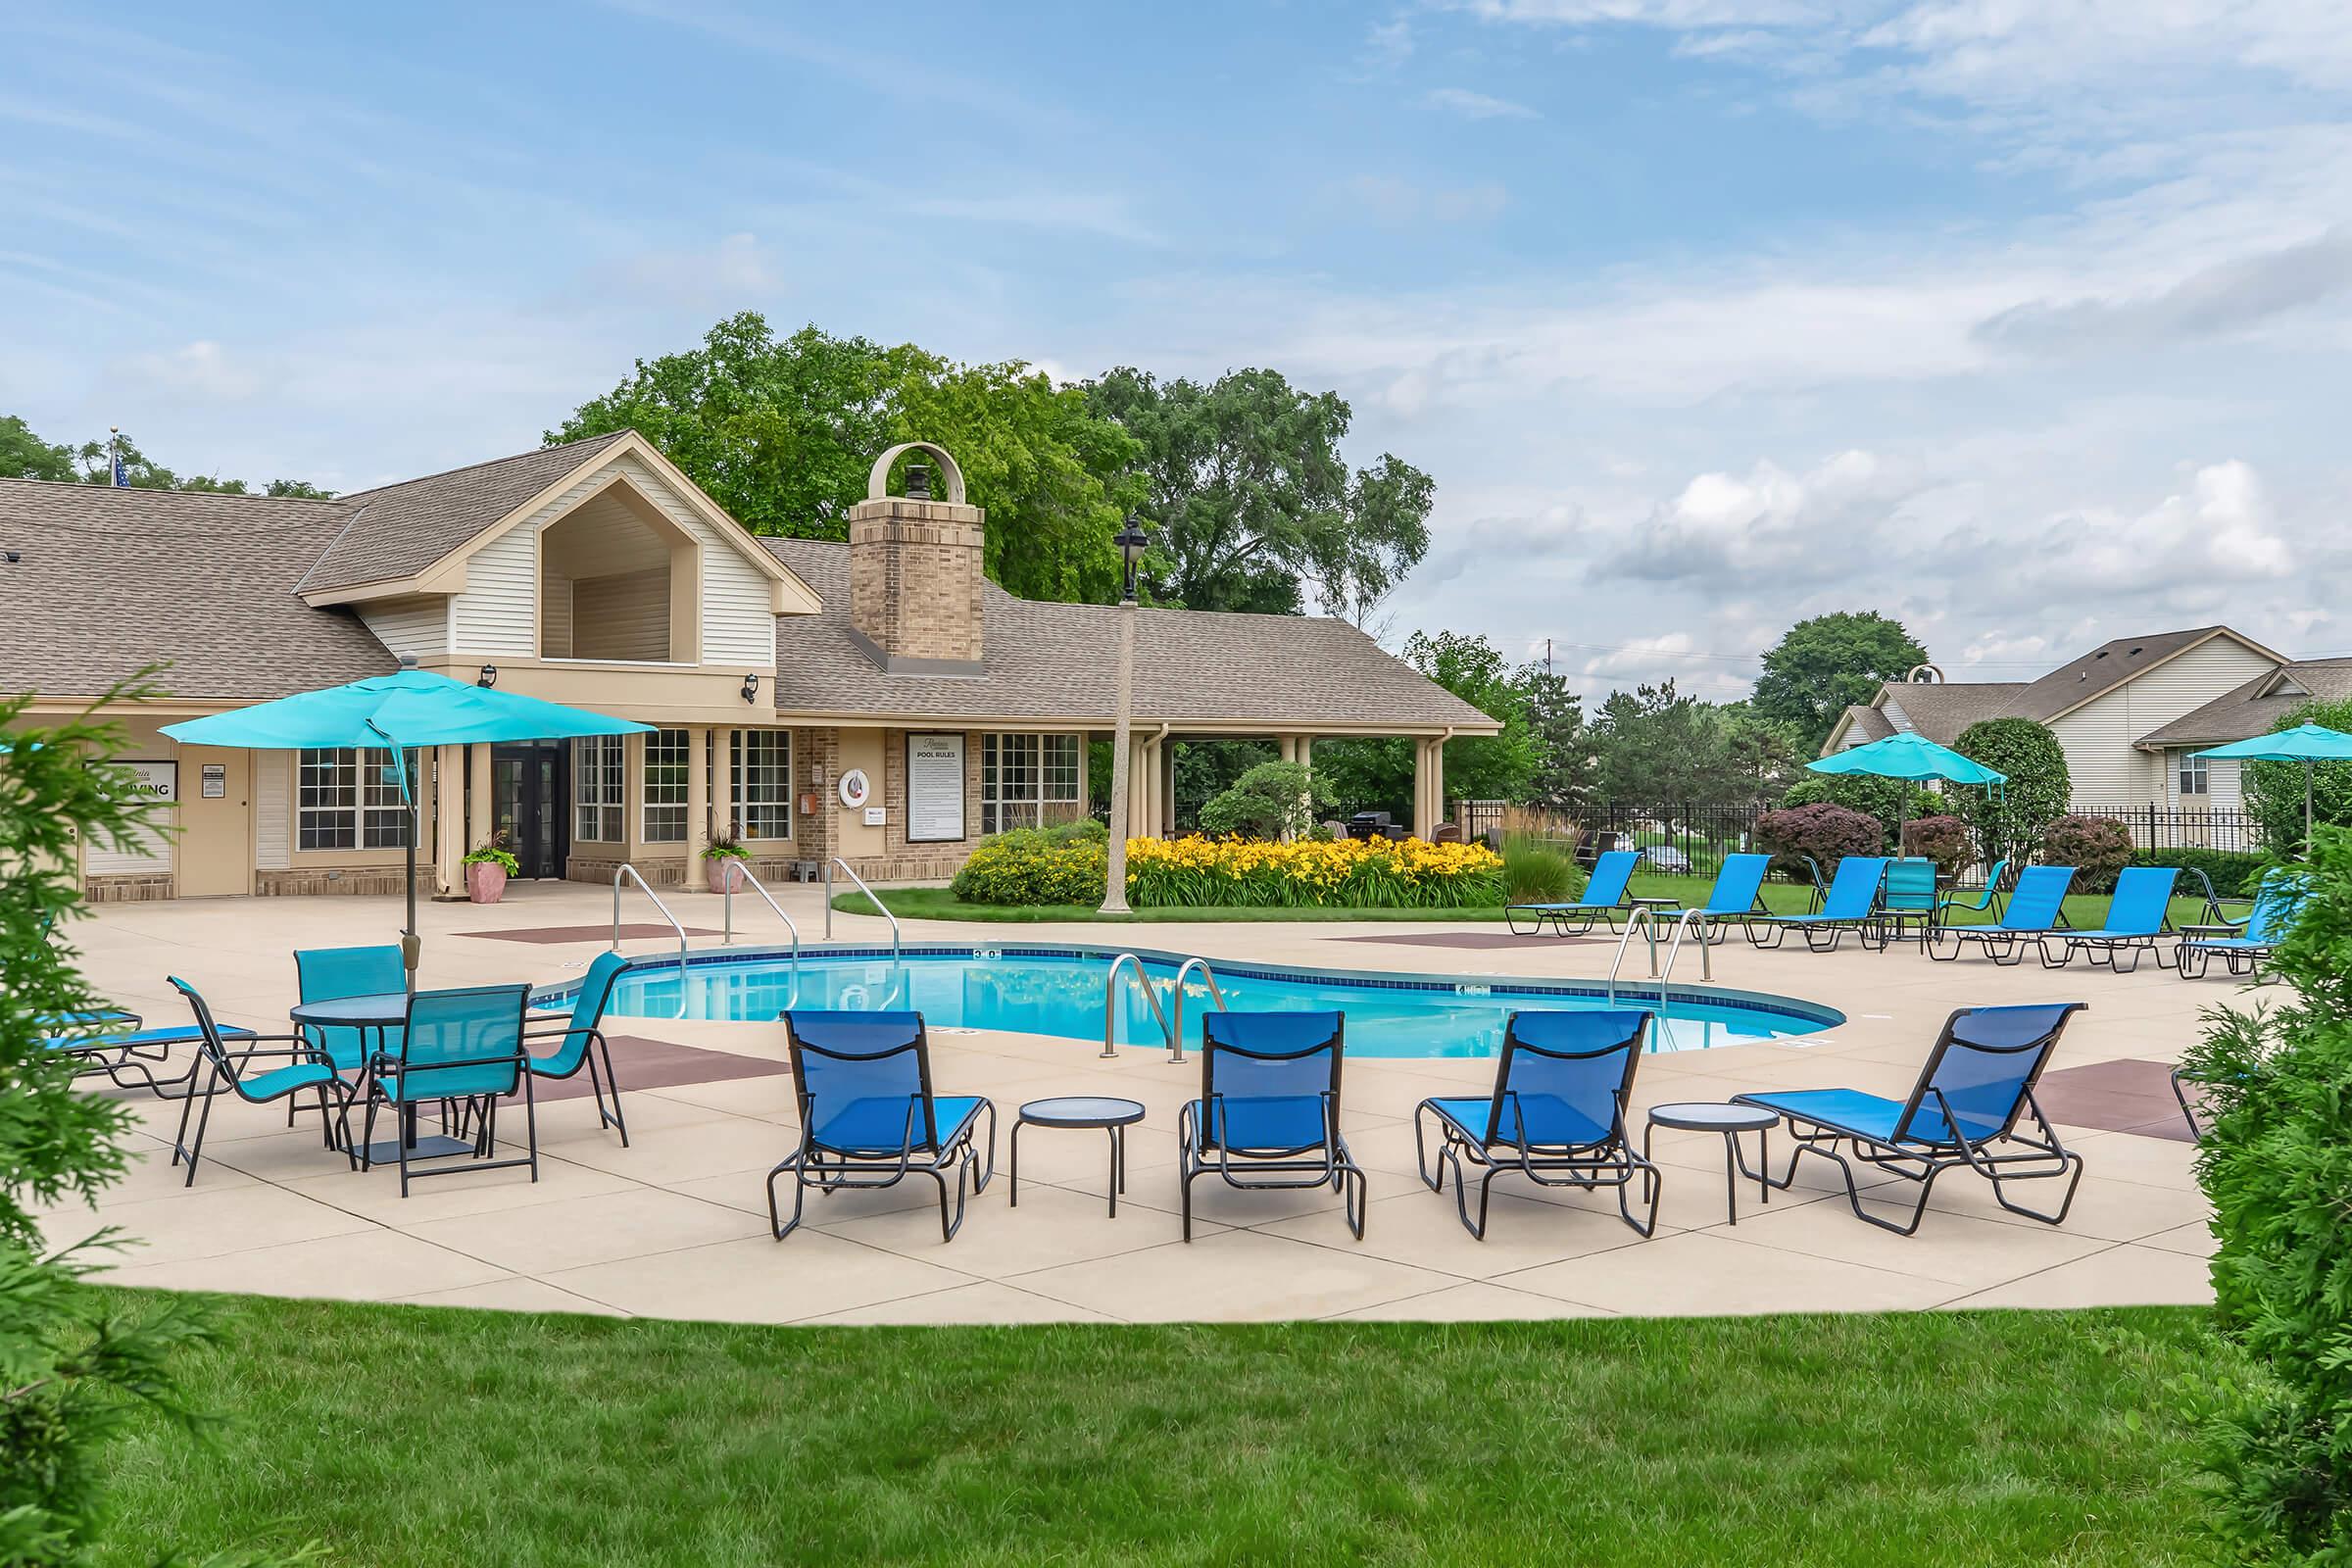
<box><xmin>1123</xmin><ymin>835</ymin><xmax>1503</xmax><ymax>908</ymax></box>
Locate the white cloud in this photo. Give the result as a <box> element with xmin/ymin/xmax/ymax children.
<box><xmin>122</xmin><ymin>339</ymin><xmax>260</xmax><ymax>403</ymax></box>
<box><xmin>1422</xmin><ymin>86</ymin><xmax>1542</xmax><ymax>120</ymax></box>
<box><xmin>1329</xmin><ymin>173</ymin><xmax>1510</xmax><ymax>226</ymax></box>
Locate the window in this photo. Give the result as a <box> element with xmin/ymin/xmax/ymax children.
<box><xmin>731</xmin><ymin>729</ymin><xmax>793</xmax><ymax>842</ymax></box>
<box><xmin>297</xmin><ymin>748</ymin><xmax>406</xmax><ymax>852</ymax></box>
<box><xmin>981</xmin><ymin>733</ymin><xmax>1080</xmax><ymax>834</ymax></box>
<box><xmin>643</xmin><ymin>729</ymin><xmax>690</xmax><ymax>843</ymax></box>
<box><xmin>2179</xmin><ymin>751</ymin><xmax>2210</xmax><ymax>797</ymax></box>
<box><xmin>573</xmin><ymin>736</ymin><xmax>624</xmax><ymax>843</ymax></box>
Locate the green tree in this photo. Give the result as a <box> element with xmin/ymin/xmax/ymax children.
<box><xmin>2242</xmin><ymin>698</ymin><xmax>2352</xmax><ymax>850</ymax></box>
<box><xmin>1720</xmin><ymin>704</ymin><xmax>1808</xmax><ymax>805</ymax></box>
<box><xmin>1516</xmin><ymin>663</ymin><xmax>1593</xmax><ymax>810</ymax></box>
<box><xmin>1</xmin><ymin>416</ymin><xmax>75</xmax><ymax>482</ymax></box>
<box><xmin>3</xmin><ymin>416</ymin><xmax>328</xmax><ymax>498</ymax></box>
<box><xmin>1082</xmin><ymin>367</ymin><xmax>1432</xmax><ymax>615</ymax></box>
<box><xmin>1779</xmin><ymin>772</ymin><xmax>1911</xmax><ymax>843</ymax></box>
<box><xmin>1196</xmin><ymin>760</ymin><xmax>1338</xmax><ymax>840</ymax></box>
<box><xmin>1589</xmin><ymin>680</ymin><xmax>1740</xmax><ymax>803</ymax></box>
<box><xmin>1953</xmin><ymin>717</ymin><xmax>2071</xmax><ymax>873</ymax></box>
<box><xmin>1751</xmin><ymin>612</ymin><xmax>1932</xmax><ymax>753</ymax></box>
<box><xmin>1314</xmin><ymin>631</ymin><xmax>1537</xmax><ymax>817</ymax></box>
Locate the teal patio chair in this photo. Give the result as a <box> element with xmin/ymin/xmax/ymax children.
<box><xmin>2041</xmin><ymin>866</ymin><xmax>2180</xmax><ymax>974</ymax></box>
<box><xmin>165</xmin><ymin>978</ymin><xmax>354</xmax><ymax>1187</ymax></box>
<box><xmin>358</xmin><ymin>984</ymin><xmax>537</xmax><ymax>1197</ymax></box>
<box><xmin>1876</xmin><ymin>857</ymin><xmax>1940</xmax><ymax>948</ymax></box>
<box><xmin>294</xmin><ymin>943</ymin><xmax>406</xmax><ymax>1072</ymax></box>
<box><xmin>523</xmin><ymin>951</ymin><xmax>633</xmax><ymax>1145</ymax></box>
<box><xmin>1935</xmin><ymin>858</ymin><xmax>2012</xmax><ymax>927</ymax></box>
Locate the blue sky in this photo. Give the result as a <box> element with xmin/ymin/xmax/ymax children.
<box><xmin>6</xmin><ymin>1</ymin><xmax>2351</xmax><ymax>699</ymax></box>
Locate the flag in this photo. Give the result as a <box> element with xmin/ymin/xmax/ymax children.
<box><xmin>110</xmin><ymin>445</ymin><xmax>127</xmax><ymax>487</ymax></box>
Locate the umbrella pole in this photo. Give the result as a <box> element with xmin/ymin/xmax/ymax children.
<box><xmin>401</xmin><ymin>749</ymin><xmax>419</xmax><ymax>991</ymax></box>
<box><xmin>2307</xmin><ymin>760</ymin><xmax>2315</xmax><ymax>852</ymax></box>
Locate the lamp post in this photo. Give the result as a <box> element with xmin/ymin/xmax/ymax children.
<box><xmin>1098</xmin><ymin>515</ymin><xmax>1150</xmax><ymax>916</ymax></box>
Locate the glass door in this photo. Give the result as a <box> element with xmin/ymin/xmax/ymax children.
<box><xmin>489</xmin><ymin>741</ymin><xmax>570</xmax><ymax>879</ymax></box>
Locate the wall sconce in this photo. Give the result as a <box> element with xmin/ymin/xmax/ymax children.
<box><xmin>740</xmin><ymin>672</ymin><xmax>760</xmax><ymax>704</ymax></box>
<box><xmin>477</xmin><ymin>663</ymin><xmax>499</xmax><ymax>689</ymax></box>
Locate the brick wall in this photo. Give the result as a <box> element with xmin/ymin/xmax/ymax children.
<box><xmin>846</xmin><ymin>497</ymin><xmax>985</xmax><ymax>664</ymax></box>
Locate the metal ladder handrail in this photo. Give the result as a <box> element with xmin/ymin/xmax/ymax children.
<box><xmin>716</xmin><ymin>859</ymin><xmax>802</xmax><ymax>963</ymax></box>
<box><xmin>1101</xmin><ymin>952</ymin><xmax>1176</xmax><ymax>1060</ymax></box>
<box><xmin>612</xmin><ymin>863</ymin><xmax>690</xmax><ymax>1018</ymax></box>
<box><xmin>1166</xmin><ymin>956</ymin><xmax>1228</xmax><ymax>1065</ymax></box>
<box><xmin>823</xmin><ymin>857</ymin><xmax>902</xmax><ymax>957</ymax></box>
<box><xmin>1604</xmin><ymin>906</ymin><xmax>1662</xmax><ymax>1006</ymax></box>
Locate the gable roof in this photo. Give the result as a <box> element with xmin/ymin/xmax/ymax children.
<box><xmin>2134</xmin><ymin>658</ymin><xmax>2352</xmax><ymax>749</ymax></box>
<box><xmin>761</xmin><ymin>537</ymin><xmax>1497</xmax><ymax>733</ymax></box>
<box><xmin>295</xmin><ymin>431</ymin><xmax>633</xmax><ymax>594</ymax></box>
<box><xmin>1828</xmin><ymin>703</ymin><xmax>1893</xmax><ymax>748</ymax></box>
<box><xmin>0</xmin><ymin>478</ymin><xmax>396</xmax><ymax>703</ymax></box>
<box><xmin>2004</xmin><ymin>625</ymin><xmax>2283</xmax><ymax>722</ymax></box>
<box><xmin>1872</xmin><ymin>681</ymin><xmax>2027</xmax><ymax>746</ymax></box>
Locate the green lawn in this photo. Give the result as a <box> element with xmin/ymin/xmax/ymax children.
<box><xmin>836</xmin><ymin>871</ymin><xmax>2226</xmax><ymax>931</ymax></box>
<box><xmin>95</xmin><ymin>1291</ymin><xmax>2211</xmax><ymax>1566</ymax></box>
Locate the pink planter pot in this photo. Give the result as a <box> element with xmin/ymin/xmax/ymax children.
<box><xmin>466</xmin><ymin>861</ymin><xmax>508</xmax><ymax>904</ymax></box>
<box><xmin>707</xmin><ymin>858</ymin><xmax>749</xmax><ymax>894</ymax></box>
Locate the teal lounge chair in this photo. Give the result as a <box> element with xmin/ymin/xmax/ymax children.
<box><xmin>1505</xmin><ymin>849</ymin><xmax>1640</xmax><ymax>936</ymax></box>
<box><xmin>1746</xmin><ymin>856</ymin><xmax>1888</xmax><ymax>952</ymax></box>
<box><xmin>2041</xmin><ymin>866</ymin><xmax>2180</xmax><ymax>974</ymax></box>
<box><xmin>1929</xmin><ymin>863</ymin><xmax>2074</xmax><ymax>965</ymax></box>
<box><xmin>1644</xmin><ymin>853</ymin><xmax>1773</xmax><ymax>944</ymax></box>
<box><xmin>2178</xmin><ymin>870</ymin><xmax>2308</xmax><ymax>980</ymax></box>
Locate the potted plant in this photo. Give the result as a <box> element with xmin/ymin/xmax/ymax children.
<box><xmin>463</xmin><ymin>838</ymin><xmax>519</xmax><ymax>904</ymax></box>
<box><xmin>703</xmin><ymin>826</ymin><xmax>753</xmax><ymax>893</ymax></box>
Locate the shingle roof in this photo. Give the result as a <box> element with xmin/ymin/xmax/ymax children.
<box><xmin>0</xmin><ymin>479</ymin><xmax>395</xmax><ymax>703</ymax></box>
<box><xmin>296</xmin><ymin>431</ymin><xmax>630</xmax><ymax>593</ymax></box>
<box><xmin>1832</xmin><ymin>704</ymin><xmax>1894</xmax><ymax>746</ymax></box>
<box><xmin>2005</xmin><ymin>626</ymin><xmax>2246</xmax><ymax>721</ymax></box>
<box><xmin>761</xmin><ymin>537</ymin><xmax>1497</xmax><ymax>732</ymax></box>
<box><xmin>2134</xmin><ymin>659</ymin><xmax>2352</xmax><ymax>748</ymax></box>
<box><xmin>1874</xmin><ymin>681</ymin><xmax>2028</xmax><ymax>746</ymax></box>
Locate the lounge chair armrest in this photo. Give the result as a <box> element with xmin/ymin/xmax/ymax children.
<box><xmin>2178</xmin><ymin>924</ymin><xmax>2243</xmax><ymax>938</ymax></box>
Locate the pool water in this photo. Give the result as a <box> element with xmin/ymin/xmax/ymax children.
<box><xmin>591</xmin><ymin>946</ymin><xmax>1841</xmax><ymax>1057</ymax></box>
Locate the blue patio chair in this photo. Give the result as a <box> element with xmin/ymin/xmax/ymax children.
<box><xmin>2177</xmin><ymin>870</ymin><xmax>2308</xmax><ymax>980</ymax></box>
<box><xmin>1934</xmin><ymin>858</ymin><xmax>2012</xmax><ymax>926</ymax></box>
<box><xmin>523</xmin><ymin>951</ymin><xmax>633</xmax><ymax>1145</ymax></box>
<box><xmin>1928</xmin><ymin>863</ymin><xmax>2074</xmax><ymax>965</ymax></box>
<box><xmin>164</xmin><ymin>978</ymin><xmax>354</xmax><ymax>1187</ymax></box>
<box><xmin>1746</xmin><ymin>856</ymin><xmax>1888</xmax><ymax>952</ymax></box>
<box><xmin>1413</xmin><ymin>1009</ymin><xmax>1660</xmax><ymax>1239</ymax></box>
<box><xmin>1644</xmin><ymin>853</ymin><xmax>1772</xmax><ymax>944</ymax></box>
<box><xmin>357</xmin><ymin>984</ymin><xmax>537</xmax><ymax>1197</ymax></box>
<box><xmin>1180</xmin><ymin>1009</ymin><xmax>1365</xmax><ymax>1241</ymax></box>
<box><xmin>1734</xmin><ymin>1002</ymin><xmax>2088</xmax><ymax>1235</ymax></box>
<box><xmin>1504</xmin><ymin>849</ymin><xmax>1640</xmax><ymax>937</ymax></box>
<box><xmin>2040</xmin><ymin>866</ymin><xmax>2180</xmax><ymax>973</ymax></box>
<box><xmin>768</xmin><ymin>1010</ymin><xmax>997</xmax><ymax>1243</ymax></box>
<box><xmin>1876</xmin><ymin>857</ymin><xmax>1941</xmax><ymax>948</ymax></box>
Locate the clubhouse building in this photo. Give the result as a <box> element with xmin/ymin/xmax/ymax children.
<box><xmin>1</xmin><ymin>433</ymin><xmax>1493</xmax><ymax>902</ymax></box>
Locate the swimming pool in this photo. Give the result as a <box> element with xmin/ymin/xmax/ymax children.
<box><xmin>574</xmin><ymin>945</ymin><xmax>1841</xmax><ymax>1057</ymax></box>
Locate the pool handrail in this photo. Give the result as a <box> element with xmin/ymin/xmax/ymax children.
<box><xmin>1167</xmin><ymin>956</ymin><xmax>1228</xmax><ymax>1066</ymax></box>
<box><xmin>612</xmin><ymin>863</ymin><xmax>689</xmax><ymax>1019</ymax></box>
<box><xmin>1605</xmin><ymin>906</ymin><xmax>1711</xmax><ymax>1051</ymax></box>
<box><xmin>716</xmin><ymin>858</ymin><xmax>801</xmax><ymax>964</ymax></box>
<box><xmin>823</xmin><ymin>858</ymin><xmax>902</xmax><ymax>957</ymax></box>
<box><xmin>1102</xmin><ymin>952</ymin><xmax>1176</xmax><ymax>1060</ymax></box>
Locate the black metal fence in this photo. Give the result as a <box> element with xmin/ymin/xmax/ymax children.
<box><xmin>2068</xmin><ymin>805</ymin><xmax>2264</xmax><ymax>855</ymax></box>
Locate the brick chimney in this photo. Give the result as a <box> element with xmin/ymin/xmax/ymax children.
<box><xmin>845</xmin><ymin>441</ymin><xmax>985</xmax><ymax>673</ymax></box>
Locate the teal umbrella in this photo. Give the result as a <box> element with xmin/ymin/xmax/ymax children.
<box><xmin>1807</xmin><ymin>732</ymin><xmax>2007</xmax><ymax>849</ymax></box>
<box><xmin>2194</xmin><ymin>722</ymin><xmax>2352</xmax><ymax>845</ymax></box>
<box><xmin>163</xmin><ymin>662</ymin><xmax>653</xmax><ymax>981</ymax></box>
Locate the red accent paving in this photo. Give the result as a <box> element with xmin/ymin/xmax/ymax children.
<box><xmin>2033</xmin><ymin>1056</ymin><xmax>2197</xmax><ymax>1143</ymax></box>
<box><xmin>528</xmin><ymin>1035</ymin><xmax>785</xmax><ymax>1103</ymax></box>
<box><xmin>458</xmin><ymin>923</ymin><xmax>723</xmax><ymax>944</ymax></box>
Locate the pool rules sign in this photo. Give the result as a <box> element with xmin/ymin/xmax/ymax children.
<box><xmin>906</xmin><ymin>733</ymin><xmax>964</xmax><ymax>843</ymax></box>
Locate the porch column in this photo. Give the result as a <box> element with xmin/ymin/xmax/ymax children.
<box><xmin>686</xmin><ymin>725</ymin><xmax>710</xmax><ymax>886</ymax></box>
<box><xmin>1127</xmin><ymin>734</ymin><xmax>1154</xmax><ymax>839</ymax></box>
<box><xmin>1156</xmin><ymin>737</ymin><xmax>1177</xmax><ymax>838</ymax></box>
<box><xmin>432</xmin><ymin>744</ymin><xmax>465</xmax><ymax>898</ymax></box>
<box><xmin>1412</xmin><ymin>737</ymin><xmax>1444</xmax><ymax>840</ymax></box>
<box><xmin>466</xmin><ymin>743</ymin><xmax>492</xmax><ymax>852</ymax></box>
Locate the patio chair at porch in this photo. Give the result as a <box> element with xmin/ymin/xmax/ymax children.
<box><xmin>164</xmin><ymin>978</ymin><xmax>354</xmax><ymax>1187</ymax></box>
<box><xmin>523</xmin><ymin>950</ymin><xmax>634</xmax><ymax>1145</ymax></box>
<box><xmin>1927</xmin><ymin>863</ymin><xmax>2074</xmax><ymax>965</ymax></box>
<box><xmin>2039</xmin><ymin>866</ymin><xmax>2180</xmax><ymax>974</ymax></box>
<box><xmin>1745</xmin><ymin>855</ymin><xmax>1889</xmax><ymax>952</ymax></box>
<box><xmin>1180</xmin><ymin>1009</ymin><xmax>1365</xmax><ymax>1241</ymax></box>
<box><xmin>1503</xmin><ymin>849</ymin><xmax>1640</xmax><ymax>937</ymax></box>
<box><xmin>1413</xmin><ymin>1009</ymin><xmax>1660</xmax><ymax>1239</ymax></box>
<box><xmin>1733</xmin><ymin>1002</ymin><xmax>2088</xmax><ymax>1236</ymax></box>
<box><xmin>358</xmin><ymin>984</ymin><xmax>538</xmax><ymax>1197</ymax></box>
<box><xmin>768</xmin><ymin>1010</ymin><xmax>997</xmax><ymax>1243</ymax></box>
<box><xmin>2177</xmin><ymin>870</ymin><xmax>2309</xmax><ymax>980</ymax></box>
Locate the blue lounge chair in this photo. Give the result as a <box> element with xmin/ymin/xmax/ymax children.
<box><xmin>1934</xmin><ymin>858</ymin><xmax>2011</xmax><ymax>927</ymax></box>
<box><xmin>36</xmin><ymin>1006</ymin><xmax>247</xmax><ymax>1096</ymax></box>
<box><xmin>2040</xmin><ymin>866</ymin><xmax>2180</xmax><ymax>973</ymax></box>
<box><xmin>1413</xmin><ymin>1009</ymin><xmax>1660</xmax><ymax>1239</ymax></box>
<box><xmin>165</xmin><ymin>978</ymin><xmax>354</xmax><ymax>1187</ymax></box>
<box><xmin>768</xmin><ymin>1010</ymin><xmax>997</xmax><ymax>1243</ymax></box>
<box><xmin>1746</xmin><ymin>856</ymin><xmax>1888</xmax><ymax>952</ymax></box>
<box><xmin>1645</xmin><ymin>852</ymin><xmax>1773</xmax><ymax>944</ymax></box>
<box><xmin>1505</xmin><ymin>849</ymin><xmax>1640</xmax><ymax>936</ymax></box>
<box><xmin>2178</xmin><ymin>870</ymin><xmax>2308</xmax><ymax>980</ymax></box>
<box><xmin>523</xmin><ymin>950</ymin><xmax>633</xmax><ymax>1145</ymax></box>
<box><xmin>357</xmin><ymin>984</ymin><xmax>538</xmax><ymax>1197</ymax></box>
<box><xmin>1181</xmin><ymin>1009</ymin><xmax>1365</xmax><ymax>1241</ymax></box>
<box><xmin>1928</xmin><ymin>863</ymin><xmax>2075</xmax><ymax>965</ymax></box>
<box><xmin>1735</xmin><ymin>1002</ymin><xmax>2088</xmax><ymax>1235</ymax></box>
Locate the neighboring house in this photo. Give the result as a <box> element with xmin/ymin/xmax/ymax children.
<box><xmin>0</xmin><ymin>433</ymin><xmax>1493</xmax><ymax>902</ymax></box>
<box><xmin>1824</xmin><ymin>625</ymin><xmax>2316</xmax><ymax>822</ymax></box>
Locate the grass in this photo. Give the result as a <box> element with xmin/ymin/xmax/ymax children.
<box><xmin>837</xmin><ymin>872</ymin><xmax>2226</xmax><ymax>930</ymax></box>
<box><xmin>94</xmin><ymin>1290</ymin><xmax>2213</xmax><ymax>1566</ymax></box>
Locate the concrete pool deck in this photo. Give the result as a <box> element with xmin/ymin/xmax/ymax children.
<box><xmin>42</xmin><ymin>880</ymin><xmax>2224</xmax><ymax>1324</ymax></box>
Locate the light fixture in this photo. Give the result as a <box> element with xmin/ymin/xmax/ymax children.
<box><xmin>477</xmin><ymin>663</ymin><xmax>498</xmax><ymax>689</ymax></box>
<box><xmin>741</xmin><ymin>672</ymin><xmax>760</xmax><ymax>704</ymax></box>
<box><xmin>1114</xmin><ymin>515</ymin><xmax>1150</xmax><ymax>603</ymax></box>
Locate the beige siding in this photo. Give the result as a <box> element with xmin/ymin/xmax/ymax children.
<box><xmin>450</xmin><ymin>524</ymin><xmax>541</xmax><ymax>657</ymax></box>
<box><xmin>539</xmin><ymin>555</ymin><xmax>573</xmax><ymax>658</ymax></box>
<box><xmin>1879</xmin><ymin>693</ymin><xmax>1917</xmax><ymax>734</ymax></box>
<box><xmin>572</xmin><ymin>571</ymin><xmax>669</xmax><ymax>662</ymax></box>
<box><xmin>255</xmin><ymin>752</ymin><xmax>290</xmax><ymax>870</ymax></box>
<box><xmin>613</xmin><ymin>456</ymin><xmax>775</xmax><ymax>667</ymax></box>
<box><xmin>359</xmin><ymin>595</ymin><xmax>450</xmax><ymax>661</ymax></box>
<box><xmin>2051</xmin><ymin>637</ymin><xmax>2280</xmax><ymax>809</ymax></box>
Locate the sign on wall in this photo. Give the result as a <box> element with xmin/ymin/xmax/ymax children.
<box><xmin>85</xmin><ymin>760</ymin><xmax>176</xmax><ymax>875</ymax></box>
<box><xmin>905</xmin><ymin>732</ymin><xmax>965</xmax><ymax>843</ymax></box>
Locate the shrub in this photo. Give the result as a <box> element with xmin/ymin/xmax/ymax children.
<box><xmin>1754</xmin><ymin>801</ymin><xmax>1883</xmax><ymax>879</ymax></box>
<box><xmin>951</xmin><ymin>821</ymin><xmax>1108</xmax><ymax>906</ymax></box>
<box><xmin>1195</xmin><ymin>761</ymin><xmax>1336</xmax><ymax>841</ymax></box>
<box><xmin>2040</xmin><ymin>814</ymin><xmax>2133</xmax><ymax>892</ymax></box>
<box><xmin>2137</xmin><ymin>847</ymin><xmax>2272</xmax><ymax>901</ymax></box>
<box><xmin>1124</xmin><ymin>836</ymin><xmax>1503</xmax><ymax>909</ymax></box>
<box><xmin>1779</xmin><ymin>773</ymin><xmax>1908</xmax><ymax>843</ymax></box>
<box><xmin>1496</xmin><ymin>807</ymin><xmax>1583</xmax><ymax>906</ymax></box>
<box><xmin>1899</xmin><ymin>813</ymin><xmax>1974</xmax><ymax>879</ymax></box>
<box><xmin>1954</xmin><ymin>717</ymin><xmax>2071</xmax><ymax>870</ymax></box>
<box><xmin>2178</xmin><ymin>826</ymin><xmax>2352</xmax><ymax>1560</ymax></box>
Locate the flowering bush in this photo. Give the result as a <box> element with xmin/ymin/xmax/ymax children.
<box><xmin>1754</xmin><ymin>801</ymin><xmax>1883</xmax><ymax>878</ymax></box>
<box><xmin>1899</xmin><ymin>814</ymin><xmax>1974</xmax><ymax>879</ymax></box>
<box><xmin>1125</xmin><ymin>835</ymin><xmax>1504</xmax><ymax>909</ymax></box>
<box><xmin>951</xmin><ymin>823</ymin><xmax>1107</xmax><ymax>906</ymax></box>
<box><xmin>2040</xmin><ymin>813</ymin><xmax>2133</xmax><ymax>892</ymax></box>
